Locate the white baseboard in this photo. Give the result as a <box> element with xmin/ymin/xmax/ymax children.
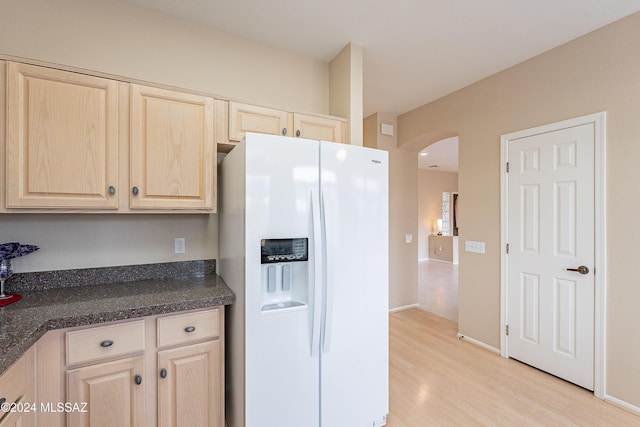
<box><xmin>456</xmin><ymin>333</ymin><xmax>500</xmax><ymax>354</ymax></box>
<box><xmin>389</xmin><ymin>303</ymin><xmax>419</xmax><ymax>313</ymax></box>
<box><xmin>426</xmin><ymin>258</ymin><xmax>455</xmax><ymax>264</ymax></box>
<box><xmin>604</xmin><ymin>394</ymin><xmax>640</xmax><ymax>416</ymax></box>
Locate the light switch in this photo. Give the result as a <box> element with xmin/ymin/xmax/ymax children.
<box><xmin>405</xmin><ymin>234</ymin><xmax>413</xmax><ymax>244</ymax></box>
<box><xmin>465</xmin><ymin>240</ymin><xmax>486</xmax><ymax>254</ymax></box>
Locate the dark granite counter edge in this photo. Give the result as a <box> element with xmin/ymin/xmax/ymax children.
<box><xmin>0</xmin><ymin>260</ymin><xmax>234</xmax><ymax>376</ymax></box>
<box><xmin>1</xmin><ymin>289</ymin><xmax>234</xmax><ymax>376</ymax></box>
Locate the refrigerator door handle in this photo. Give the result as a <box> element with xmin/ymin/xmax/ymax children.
<box><xmin>310</xmin><ymin>190</ymin><xmax>323</xmax><ymax>357</ymax></box>
<box><xmin>321</xmin><ymin>189</ymin><xmax>333</xmax><ymax>354</ymax></box>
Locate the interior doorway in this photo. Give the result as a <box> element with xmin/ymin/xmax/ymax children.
<box><xmin>417</xmin><ymin>136</ymin><xmax>459</xmax><ymax>322</ymax></box>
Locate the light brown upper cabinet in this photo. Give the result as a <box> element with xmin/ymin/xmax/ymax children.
<box><xmin>5</xmin><ymin>62</ymin><xmax>119</xmax><ymax>209</ymax></box>
<box><xmin>3</xmin><ymin>61</ymin><xmax>216</xmax><ymax>213</ymax></box>
<box><xmin>219</xmin><ymin>101</ymin><xmax>346</xmax><ymax>152</ymax></box>
<box><xmin>293</xmin><ymin>112</ymin><xmax>346</xmax><ymax>143</ymax></box>
<box><xmin>228</xmin><ymin>102</ymin><xmax>289</xmax><ymax>141</ymax></box>
<box><xmin>129</xmin><ymin>85</ymin><xmax>215</xmax><ymax>211</ymax></box>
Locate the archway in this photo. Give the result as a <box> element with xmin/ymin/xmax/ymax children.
<box><xmin>414</xmin><ymin>134</ymin><xmax>459</xmax><ymax>322</ymax></box>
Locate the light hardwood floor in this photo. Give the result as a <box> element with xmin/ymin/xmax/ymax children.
<box><xmin>388</xmin><ymin>308</ymin><xmax>640</xmax><ymax>426</ymax></box>
<box><xmin>418</xmin><ymin>260</ymin><xmax>458</xmax><ymax>322</ymax></box>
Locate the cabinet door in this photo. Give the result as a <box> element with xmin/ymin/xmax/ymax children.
<box><xmin>130</xmin><ymin>84</ymin><xmax>215</xmax><ymax>210</ymax></box>
<box><xmin>0</xmin><ymin>348</ymin><xmax>34</xmax><ymax>427</ymax></box>
<box><xmin>0</xmin><ymin>409</ymin><xmax>27</xmax><ymax>427</ymax></box>
<box><xmin>228</xmin><ymin>102</ymin><xmax>290</xmax><ymax>141</ymax></box>
<box><xmin>67</xmin><ymin>355</ymin><xmax>145</xmax><ymax>427</ymax></box>
<box><xmin>293</xmin><ymin>113</ymin><xmax>346</xmax><ymax>143</ymax></box>
<box><xmin>5</xmin><ymin>62</ymin><xmax>119</xmax><ymax>209</ymax></box>
<box><xmin>157</xmin><ymin>341</ymin><xmax>222</xmax><ymax>427</ymax></box>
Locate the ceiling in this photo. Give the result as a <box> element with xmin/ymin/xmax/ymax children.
<box><xmin>418</xmin><ymin>137</ymin><xmax>458</xmax><ymax>172</ymax></box>
<box><xmin>116</xmin><ymin>0</ymin><xmax>640</xmax><ymax>118</ymax></box>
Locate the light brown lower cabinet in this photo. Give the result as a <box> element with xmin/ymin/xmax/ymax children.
<box><xmin>0</xmin><ymin>409</ymin><xmax>28</xmax><ymax>427</ymax></box>
<box><xmin>67</xmin><ymin>356</ymin><xmax>146</xmax><ymax>427</ymax></box>
<box><xmin>157</xmin><ymin>341</ymin><xmax>221</xmax><ymax>427</ymax></box>
<box><xmin>0</xmin><ymin>347</ymin><xmax>35</xmax><ymax>427</ymax></box>
<box><xmin>22</xmin><ymin>307</ymin><xmax>224</xmax><ymax>427</ymax></box>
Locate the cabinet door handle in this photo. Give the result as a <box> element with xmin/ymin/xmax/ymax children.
<box><xmin>100</xmin><ymin>340</ymin><xmax>114</xmax><ymax>348</ymax></box>
<box><xmin>296</xmin><ymin>129</ymin><xmax>301</xmax><ymax>137</ymax></box>
<box><xmin>132</xmin><ymin>186</ymin><xmax>139</xmax><ymax>196</ymax></box>
<box><xmin>184</xmin><ymin>326</ymin><xmax>196</xmax><ymax>333</ymax></box>
<box><xmin>108</xmin><ymin>186</ymin><xmax>116</xmax><ymax>195</ymax></box>
<box><xmin>134</xmin><ymin>374</ymin><xmax>142</xmax><ymax>385</ymax></box>
<box><xmin>160</xmin><ymin>368</ymin><xmax>167</xmax><ymax>379</ymax></box>
<box><xmin>282</xmin><ymin>128</ymin><xmax>287</xmax><ymax>136</ymax></box>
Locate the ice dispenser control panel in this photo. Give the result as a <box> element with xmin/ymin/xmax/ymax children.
<box><xmin>260</xmin><ymin>238</ymin><xmax>308</xmax><ymax>313</ymax></box>
<box><xmin>261</xmin><ymin>238</ymin><xmax>308</xmax><ymax>263</ymax></box>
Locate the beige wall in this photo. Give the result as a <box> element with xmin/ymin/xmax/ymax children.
<box><xmin>418</xmin><ymin>169</ymin><xmax>458</xmax><ymax>259</ymax></box>
<box><xmin>365</xmin><ymin>113</ymin><xmax>418</xmax><ymax>310</ymax></box>
<box><xmin>398</xmin><ymin>11</ymin><xmax>640</xmax><ymax>408</ymax></box>
<box><xmin>329</xmin><ymin>43</ymin><xmax>364</xmax><ymax>145</ymax></box>
<box><xmin>0</xmin><ymin>0</ymin><xmax>329</xmax><ymax>114</ymax></box>
<box><xmin>0</xmin><ymin>0</ymin><xmax>333</xmax><ymax>273</ymax></box>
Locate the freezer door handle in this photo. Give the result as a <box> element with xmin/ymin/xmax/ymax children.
<box><xmin>321</xmin><ymin>189</ymin><xmax>333</xmax><ymax>354</ymax></box>
<box><xmin>310</xmin><ymin>190</ymin><xmax>323</xmax><ymax>357</ymax></box>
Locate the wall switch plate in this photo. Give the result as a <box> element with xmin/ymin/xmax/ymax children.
<box><xmin>465</xmin><ymin>240</ymin><xmax>485</xmax><ymax>254</ymax></box>
<box><xmin>174</xmin><ymin>238</ymin><xmax>186</xmax><ymax>254</ymax></box>
<box><xmin>405</xmin><ymin>233</ymin><xmax>413</xmax><ymax>244</ymax></box>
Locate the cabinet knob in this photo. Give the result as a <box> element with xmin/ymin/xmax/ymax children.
<box><xmin>100</xmin><ymin>340</ymin><xmax>114</xmax><ymax>348</ymax></box>
<box><xmin>132</xmin><ymin>186</ymin><xmax>139</xmax><ymax>196</ymax></box>
<box><xmin>282</xmin><ymin>128</ymin><xmax>287</xmax><ymax>136</ymax></box>
<box><xmin>160</xmin><ymin>368</ymin><xmax>167</xmax><ymax>379</ymax></box>
<box><xmin>134</xmin><ymin>374</ymin><xmax>142</xmax><ymax>385</ymax></box>
<box><xmin>184</xmin><ymin>326</ymin><xmax>196</xmax><ymax>333</ymax></box>
<box><xmin>296</xmin><ymin>130</ymin><xmax>301</xmax><ymax>137</ymax></box>
<box><xmin>108</xmin><ymin>186</ymin><xmax>116</xmax><ymax>195</ymax></box>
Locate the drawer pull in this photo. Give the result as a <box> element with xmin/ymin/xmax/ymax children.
<box><xmin>100</xmin><ymin>340</ymin><xmax>114</xmax><ymax>348</ymax></box>
<box><xmin>134</xmin><ymin>374</ymin><xmax>142</xmax><ymax>385</ymax></box>
<box><xmin>184</xmin><ymin>326</ymin><xmax>196</xmax><ymax>333</ymax></box>
<box><xmin>160</xmin><ymin>368</ymin><xmax>167</xmax><ymax>379</ymax></box>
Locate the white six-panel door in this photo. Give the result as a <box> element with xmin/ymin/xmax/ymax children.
<box><xmin>506</xmin><ymin>123</ymin><xmax>595</xmax><ymax>390</ymax></box>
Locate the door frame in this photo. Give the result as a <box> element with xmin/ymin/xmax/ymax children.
<box><xmin>499</xmin><ymin>112</ymin><xmax>606</xmax><ymax>398</ymax></box>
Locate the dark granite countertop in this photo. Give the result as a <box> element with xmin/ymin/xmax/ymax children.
<box><xmin>0</xmin><ymin>260</ymin><xmax>234</xmax><ymax>376</ymax></box>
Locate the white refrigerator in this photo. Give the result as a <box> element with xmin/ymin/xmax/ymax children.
<box><xmin>219</xmin><ymin>132</ymin><xmax>389</xmax><ymax>427</ymax></box>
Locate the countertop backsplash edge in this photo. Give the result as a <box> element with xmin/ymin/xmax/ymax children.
<box><xmin>7</xmin><ymin>259</ymin><xmax>216</xmax><ymax>292</ymax></box>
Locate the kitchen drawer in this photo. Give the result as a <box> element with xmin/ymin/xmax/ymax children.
<box><xmin>0</xmin><ymin>354</ymin><xmax>27</xmax><ymax>419</ymax></box>
<box><xmin>66</xmin><ymin>319</ymin><xmax>145</xmax><ymax>365</ymax></box>
<box><xmin>157</xmin><ymin>308</ymin><xmax>220</xmax><ymax>348</ymax></box>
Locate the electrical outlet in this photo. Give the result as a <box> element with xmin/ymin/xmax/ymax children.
<box><xmin>174</xmin><ymin>238</ymin><xmax>186</xmax><ymax>254</ymax></box>
<box><xmin>465</xmin><ymin>240</ymin><xmax>485</xmax><ymax>254</ymax></box>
